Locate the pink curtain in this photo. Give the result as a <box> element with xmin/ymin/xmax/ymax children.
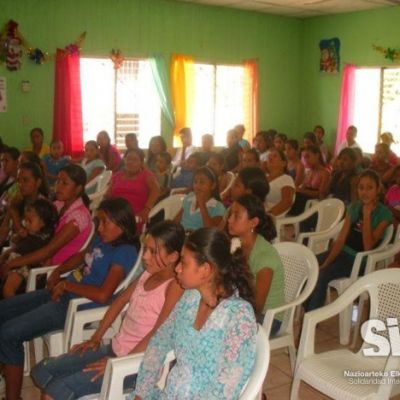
<box><xmin>53</xmin><ymin>49</ymin><xmax>84</xmax><ymax>157</ymax></box>
<box><xmin>335</xmin><ymin>64</ymin><xmax>356</xmax><ymax>154</ymax></box>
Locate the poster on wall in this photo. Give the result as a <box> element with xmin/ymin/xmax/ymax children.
<box><xmin>0</xmin><ymin>77</ymin><xmax>6</xmax><ymax>112</ymax></box>
<box><xmin>319</xmin><ymin>37</ymin><xmax>340</xmax><ymax>74</ymax></box>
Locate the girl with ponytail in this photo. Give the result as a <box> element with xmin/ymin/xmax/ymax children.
<box><xmin>228</xmin><ymin>193</ymin><xmax>284</xmax><ymax>334</ymax></box>
<box><xmin>132</xmin><ymin>227</ymin><xmax>257</xmax><ymax>400</ymax></box>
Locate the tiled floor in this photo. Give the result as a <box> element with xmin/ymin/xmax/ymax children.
<box><xmin>20</xmin><ymin>314</ymin><xmax>400</xmax><ymax>399</ymax></box>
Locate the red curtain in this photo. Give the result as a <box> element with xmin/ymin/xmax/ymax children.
<box><xmin>53</xmin><ymin>49</ymin><xmax>83</xmax><ymax>157</ymax></box>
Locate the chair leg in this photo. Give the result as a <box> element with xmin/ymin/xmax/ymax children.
<box><xmin>288</xmin><ymin>344</ymin><xmax>297</xmax><ymax>374</ymax></box>
<box><xmin>33</xmin><ymin>337</ymin><xmax>44</xmax><ymax>364</ymax></box>
<box><xmin>23</xmin><ymin>342</ymin><xmax>30</xmax><ymax>376</ymax></box>
<box><xmin>339</xmin><ymin>303</ymin><xmax>352</xmax><ymax>345</ymax></box>
<box><xmin>290</xmin><ymin>375</ymin><xmax>301</xmax><ymax>400</ymax></box>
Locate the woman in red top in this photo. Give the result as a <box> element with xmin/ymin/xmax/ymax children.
<box><xmin>108</xmin><ymin>148</ymin><xmax>160</xmax><ymax>227</ymax></box>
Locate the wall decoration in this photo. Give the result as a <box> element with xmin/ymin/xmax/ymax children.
<box><xmin>0</xmin><ymin>77</ymin><xmax>7</xmax><ymax>112</ymax></box>
<box><xmin>373</xmin><ymin>45</ymin><xmax>400</xmax><ymax>62</ymax></box>
<box><xmin>111</xmin><ymin>49</ymin><xmax>124</xmax><ymax>69</ymax></box>
<box><xmin>319</xmin><ymin>37</ymin><xmax>340</xmax><ymax>74</ymax></box>
<box><xmin>0</xmin><ymin>19</ymin><xmax>86</xmax><ymax>69</ymax></box>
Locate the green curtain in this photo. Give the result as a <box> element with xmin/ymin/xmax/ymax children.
<box><xmin>150</xmin><ymin>54</ymin><xmax>175</xmax><ymax>128</ymax></box>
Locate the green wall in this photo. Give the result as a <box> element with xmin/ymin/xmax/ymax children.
<box><xmin>0</xmin><ymin>0</ymin><xmax>302</xmax><ymax>148</ymax></box>
<box><xmin>299</xmin><ymin>6</ymin><xmax>400</xmax><ymax>146</ymax></box>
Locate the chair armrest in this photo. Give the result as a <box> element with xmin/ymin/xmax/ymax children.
<box><xmin>69</xmin><ymin>305</ymin><xmax>109</xmax><ymax>349</ymax></box>
<box><xmin>26</xmin><ymin>265</ymin><xmax>58</xmax><ymax>292</ymax></box>
<box><xmin>100</xmin><ymin>353</ymin><xmax>144</xmax><ymax>400</ymax></box>
<box><xmin>297</xmin><ymin>223</ymin><xmax>341</xmax><ymax>244</ymax></box>
<box><xmin>366</xmin><ymin>243</ymin><xmax>400</xmax><ymax>272</ymax></box>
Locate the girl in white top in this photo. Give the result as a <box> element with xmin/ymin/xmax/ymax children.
<box><xmin>172</xmin><ymin>127</ymin><xmax>194</xmax><ymax>167</ymax></box>
<box><xmin>265</xmin><ymin>149</ymin><xmax>295</xmax><ymax>217</ymax></box>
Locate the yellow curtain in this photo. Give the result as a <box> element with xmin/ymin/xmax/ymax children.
<box><xmin>243</xmin><ymin>59</ymin><xmax>259</xmax><ymax>144</ymax></box>
<box><xmin>170</xmin><ymin>54</ymin><xmax>195</xmax><ymax>147</ymax></box>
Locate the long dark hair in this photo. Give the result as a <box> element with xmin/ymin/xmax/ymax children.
<box><xmin>185</xmin><ymin>227</ymin><xmax>255</xmax><ymax>309</ymax></box>
<box><xmin>236</xmin><ymin>194</ymin><xmax>276</xmax><ymax>242</ymax></box>
<box><xmin>19</xmin><ymin>161</ymin><xmax>49</xmax><ymax>197</ymax></box>
<box><xmin>148</xmin><ymin>220</ymin><xmax>185</xmax><ymax>266</ymax></box>
<box><xmin>97</xmin><ymin>197</ymin><xmax>140</xmax><ymax>250</ymax></box>
<box><xmin>147</xmin><ymin>136</ymin><xmax>167</xmax><ymax>166</ymax></box>
<box><xmin>59</xmin><ymin>164</ymin><xmax>90</xmax><ymax>208</ymax></box>
<box><xmin>238</xmin><ymin>167</ymin><xmax>269</xmax><ymax>202</ymax></box>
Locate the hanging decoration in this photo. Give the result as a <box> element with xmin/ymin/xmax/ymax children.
<box><xmin>0</xmin><ymin>19</ymin><xmax>87</xmax><ymax>69</ymax></box>
<box><xmin>319</xmin><ymin>37</ymin><xmax>340</xmax><ymax>74</ymax></box>
<box><xmin>0</xmin><ymin>20</ymin><xmax>23</xmax><ymax>71</ymax></box>
<box><xmin>373</xmin><ymin>45</ymin><xmax>400</xmax><ymax>62</ymax></box>
<box><xmin>28</xmin><ymin>48</ymin><xmax>46</xmax><ymax>64</ymax></box>
<box><xmin>111</xmin><ymin>49</ymin><xmax>124</xmax><ymax>70</ymax></box>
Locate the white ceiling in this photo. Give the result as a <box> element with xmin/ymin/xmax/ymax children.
<box><xmin>177</xmin><ymin>0</ymin><xmax>400</xmax><ymax>18</ymax></box>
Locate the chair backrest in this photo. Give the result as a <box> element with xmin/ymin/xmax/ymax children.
<box><xmin>220</xmin><ymin>171</ymin><xmax>236</xmax><ymax>198</ymax></box>
<box><xmin>97</xmin><ymin>170</ymin><xmax>112</xmax><ymax>192</ymax></box>
<box><xmin>239</xmin><ymin>326</ymin><xmax>270</xmax><ymax>400</ymax></box>
<box><xmin>314</xmin><ymin>198</ymin><xmax>345</xmax><ymax>232</ymax></box>
<box><xmin>272</xmin><ymin>242</ymin><xmax>319</xmax><ymax>334</ymax></box>
<box><xmin>148</xmin><ymin>194</ymin><xmax>185</xmax><ymax>221</ymax></box>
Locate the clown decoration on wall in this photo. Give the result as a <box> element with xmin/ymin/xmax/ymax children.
<box><xmin>319</xmin><ymin>37</ymin><xmax>340</xmax><ymax>74</ymax></box>
<box><xmin>0</xmin><ymin>20</ymin><xmax>23</xmax><ymax>71</ymax></box>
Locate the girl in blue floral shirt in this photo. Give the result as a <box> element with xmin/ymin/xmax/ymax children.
<box><xmin>132</xmin><ymin>228</ymin><xmax>257</xmax><ymax>400</ymax></box>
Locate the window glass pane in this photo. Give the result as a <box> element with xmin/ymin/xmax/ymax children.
<box><xmin>353</xmin><ymin>68</ymin><xmax>381</xmax><ymax>153</ymax></box>
<box><xmin>116</xmin><ymin>60</ymin><xmax>161</xmax><ymax>149</ymax></box>
<box><xmin>382</xmin><ymin>68</ymin><xmax>400</xmax><ymax>155</ymax></box>
<box><xmin>191</xmin><ymin>64</ymin><xmax>215</xmax><ymax>146</ymax></box>
<box><xmin>80</xmin><ymin>58</ymin><xmax>115</xmax><ymax>144</ymax></box>
<box><xmin>215</xmin><ymin>66</ymin><xmax>246</xmax><ymax>147</ymax></box>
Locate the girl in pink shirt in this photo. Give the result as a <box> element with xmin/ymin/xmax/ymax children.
<box><xmin>97</xmin><ymin>130</ymin><xmax>121</xmax><ymax>172</ymax></box>
<box><xmin>31</xmin><ymin>220</ymin><xmax>185</xmax><ymax>400</ymax></box>
<box><xmin>4</xmin><ymin>164</ymin><xmax>92</xmax><ymax>272</ymax></box>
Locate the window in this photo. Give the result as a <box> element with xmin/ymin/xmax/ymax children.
<box><xmin>80</xmin><ymin>58</ymin><xmax>161</xmax><ymax>149</ymax></box>
<box><xmin>191</xmin><ymin>63</ymin><xmax>252</xmax><ymax>147</ymax></box>
<box><xmin>353</xmin><ymin>67</ymin><xmax>400</xmax><ymax>154</ymax></box>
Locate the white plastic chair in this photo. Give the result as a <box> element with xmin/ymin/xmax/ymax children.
<box><xmin>80</xmin><ymin>325</ymin><xmax>270</xmax><ymax>400</ymax></box>
<box><xmin>38</xmin><ymin>246</ymin><xmax>143</xmax><ymax>364</ymax></box>
<box><xmin>148</xmin><ymin>194</ymin><xmax>185</xmax><ymax>221</ymax></box>
<box><xmin>275</xmin><ymin>198</ymin><xmax>345</xmax><ymax>248</ymax></box>
<box><xmin>350</xmin><ymin>225</ymin><xmax>400</xmax><ymax>347</ymax></box>
<box><xmin>291</xmin><ymin>269</ymin><xmax>400</xmax><ymax>400</ymax></box>
<box><xmin>264</xmin><ymin>243</ymin><xmax>319</xmax><ymax>372</ymax></box>
<box><xmin>328</xmin><ymin>224</ymin><xmax>394</xmax><ymax>345</ymax></box>
<box><xmin>85</xmin><ymin>170</ymin><xmax>112</xmax><ymax>194</ymax></box>
<box><xmin>220</xmin><ymin>171</ymin><xmax>235</xmax><ymax>198</ymax></box>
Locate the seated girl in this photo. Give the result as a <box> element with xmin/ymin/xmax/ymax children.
<box><xmin>304</xmin><ymin>170</ymin><xmax>392</xmax><ymax>311</ymax></box>
<box><xmin>265</xmin><ymin>149</ymin><xmax>295</xmax><ymax>217</ymax></box>
<box><xmin>146</xmin><ymin>136</ymin><xmax>167</xmax><ymax>173</ymax></box>
<box><xmin>285</xmin><ymin>139</ymin><xmax>304</xmax><ymax>187</ymax></box>
<box><xmin>207</xmin><ymin>152</ymin><xmax>229</xmax><ymax>197</ymax></box>
<box><xmin>175</xmin><ymin>166</ymin><xmax>225</xmax><ymax>231</ymax></box>
<box><xmin>31</xmin><ymin>220</ymin><xmax>185</xmax><ymax>400</ymax></box>
<box><xmin>131</xmin><ymin>228</ymin><xmax>257</xmax><ymax>399</ymax></box>
<box><xmin>371</xmin><ymin>143</ymin><xmax>391</xmax><ymax>182</ymax></box>
<box><xmin>228</xmin><ymin>194</ymin><xmax>284</xmax><ymax>334</ymax></box>
<box><xmin>290</xmin><ymin>145</ymin><xmax>330</xmax><ymax>216</ymax></box>
<box><xmin>0</xmin><ymin>198</ymin><xmax>58</xmax><ymax>298</ymax></box>
<box><xmin>0</xmin><ymin>197</ymin><xmax>139</xmax><ymax>400</ymax></box>
<box><xmin>2</xmin><ymin>164</ymin><xmax>92</xmax><ymax>272</ymax></box>
<box><xmin>329</xmin><ymin>148</ymin><xmax>359</xmax><ymax>205</ymax></box>
<box><xmin>385</xmin><ymin>165</ymin><xmax>400</xmax><ymax>223</ymax></box>
<box><xmin>273</xmin><ymin>133</ymin><xmax>287</xmax><ymax>152</ymax></box>
<box><xmin>42</xmin><ymin>140</ymin><xmax>70</xmax><ymax>188</ymax></box>
<box><xmin>241</xmin><ymin>148</ymin><xmax>260</xmax><ymax>169</ymax></box>
<box><xmin>0</xmin><ymin>161</ymin><xmax>49</xmax><ymax>247</ymax></box>
<box><xmin>80</xmin><ymin>140</ymin><xmax>105</xmax><ymax>193</ymax></box>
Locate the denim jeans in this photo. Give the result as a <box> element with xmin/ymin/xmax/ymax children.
<box><xmin>304</xmin><ymin>250</ymin><xmax>363</xmax><ymax>312</ymax></box>
<box><xmin>31</xmin><ymin>344</ymin><xmax>137</xmax><ymax>400</ymax></box>
<box><xmin>0</xmin><ymin>289</ymin><xmax>70</xmax><ymax>365</ymax></box>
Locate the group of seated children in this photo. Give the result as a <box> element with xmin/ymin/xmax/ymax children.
<box><xmin>0</xmin><ymin>120</ymin><xmax>398</xmax><ymax>399</ymax></box>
